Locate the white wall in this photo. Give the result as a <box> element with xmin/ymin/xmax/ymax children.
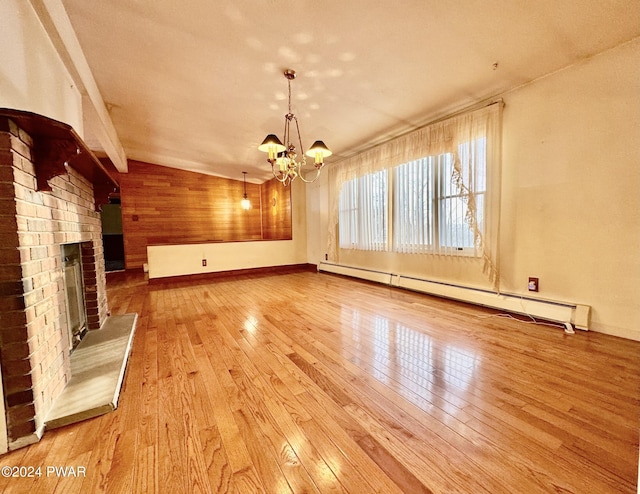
<box><xmin>307</xmin><ymin>39</ymin><xmax>640</xmax><ymax>340</ymax></box>
<box><xmin>306</xmin><ymin>176</ymin><xmax>325</xmax><ymax>264</ymax></box>
<box><xmin>500</xmin><ymin>39</ymin><xmax>639</xmax><ymax>340</ymax></box>
<box><xmin>0</xmin><ymin>0</ymin><xmax>82</xmax><ymax>131</ymax></box>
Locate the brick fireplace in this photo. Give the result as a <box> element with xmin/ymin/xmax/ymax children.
<box><xmin>0</xmin><ymin>111</ymin><xmax>116</xmax><ymax>450</ymax></box>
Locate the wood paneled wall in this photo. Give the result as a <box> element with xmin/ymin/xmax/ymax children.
<box><xmin>261</xmin><ymin>177</ymin><xmax>293</xmax><ymax>240</ymax></box>
<box><xmin>119</xmin><ymin>161</ymin><xmax>291</xmax><ymax>269</ymax></box>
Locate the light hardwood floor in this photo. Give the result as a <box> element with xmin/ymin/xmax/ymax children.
<box><xmin>1</xmin><ymin>270</ymin><xmax>638</xmax><ymax>493</ymax></box>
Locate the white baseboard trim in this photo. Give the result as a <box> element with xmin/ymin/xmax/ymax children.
<box><xmin>318</xmin><ymin>262</ymin><xmax>590</xmax><ymax>330</ymax></box>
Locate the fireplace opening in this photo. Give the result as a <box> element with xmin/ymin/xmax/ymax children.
<box><xmin>100</xmin><ymin>195</ymin><xmax>125</xmax><ymax>272</ymax></box>
<box><xmin>61</xmin><ymin>243</ymin><xmax>88</xmax><ymax>351</ymax></box>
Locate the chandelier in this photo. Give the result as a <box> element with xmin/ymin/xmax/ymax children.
<box><xmin>258</xmin><ymin>69</ymin><xmax>331</xmax><ymax>186</ymax></box>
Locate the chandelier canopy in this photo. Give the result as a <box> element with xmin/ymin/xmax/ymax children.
<box><xmin>258</xmin><ymin>69</ymin><xmax>331</xmax><ymax>186</ymax></box>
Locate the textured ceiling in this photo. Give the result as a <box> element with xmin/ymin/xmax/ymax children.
<box><xmin>61</xmin><ymin>0</ymin><xmax>639</xmax><ymax>183</ymax></box>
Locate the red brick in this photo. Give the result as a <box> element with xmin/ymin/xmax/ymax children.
<box><xmin>35</xmin><ymin>205</ymin><xmax>51</xmax><ymax>219</ymax></box>
<box><xmin>17</xmin><ymin>232</ymin><xmax>36</xmax><ymax>247</ymax></box>
<box><xmin>0</xmin><ymin>133</ymin><xmax>10</xmax><ymax>151</ymax></box>
<box><xmin>0</xmin><ymin>161</ymin><xmax>15</xmax><ymax>181</ymax></box>
<box><xmin>9</xmin><ymin>419</ymin><xmax>36</xmax><ymax>439</ymax></box>
<box><xmin>84</xmin><ymin>290</ymin><xmax>97</xmax><ymax>300</ymax></box>
<box><xmin>0</xmin><ymin>231</ymin><xmax>19</xmax><ymax>246</ymax></box>
<box><xmin>1</xmin><ymin>358</ymin><xmax>31</xmax><ymax>377</ymax></box>
<box><xmin>20</xmin><ymin>261</ymin><xmax>41</xmax><ymax>278</ymax></box>
<box><xmin>0</xmin><ymin>280</ymin><xmax>23</xmax><ymax>296</ymax></box>
<box><xmin>13</xmin><ymin>168</ymin><xmax>36</xmax><ymax>189</ymax></box>
<box><xmin>22</xmin><ymin>278</ymin><xmax>34</xmax><ymax>294</ymax></box>
<box><xmin>87</xmin><ymin>315</ymin><xmax>100</xmax><ymax>329</ymax></box>
<box><xmin>22</xmin><ymin>288</ymin><xmax>43</xmax><ymax>308</ymax></box>
<box><xmin>14</xmin><ymin>215</ymin><xmax>27</xmax><ymax>230</ymax></box>
<box><xmin>3</xmin><ymin>343</ymin><xmax>30</xmax><ymax>360</ymax></box>
<box><xmin>38</xmin><ymin>233</ymin><xmax>54</xmax><ymax>245</ymax></box>
<box><xmin>26</xmin><ymin>324</ymin><xmax>45</xmax><ymax>345</ymax></box>
<box><xmin>40</xmin><ymin>258</ymin><xmax>56</xmax><ymax>272</ymax></box>
<box><xmin>2</xmin><ymin>374</ymin><xmax>33</xmax><ymax>395</ymax></box>
<box><xmin>15</xmin><ymin>201</ymin><xmax>37</xmax><ymax>217</ymax></box>
<box><xmin>0</xmin><ymin>264</ymin><xmax>22</xmax><ymax>280</ymax></box>
<box><xmin>83</xmin><ymin>275</ymin><xmax>97</xmax><ymax>286</ymax></box>
<box><xmin>29</xmin><ymin>246</ymin><xmax>48</xmax><ymax>260</ymax></box>
<box><xmin>17</xmin><ymin>127</ymin><xmax>33</xmax><ymax>148</ymax></box>
<box><xmin>14</xmin><ymin>154</ymin><xmax>35</xmax><ymax>176</ymax></box>
<box><xmin>18</xmin><ymin>248</ymin><xmax>30</xmax><ymax>264</ymax></box>
<box><xmin>0</xmin><ymin>311</ymin><xmax>27</xmax><ymax>330</ymax></box>
<box><xmin>7</xmin><ymin>119</ymin><xmax>20</xmax><ymax>136</ymax></box>
<box><xmin>7</xmin><ymin>403</ymin><xmax>35</xmax><ymax>425</ymax></box>
<box><xmin>0</xmin><ymin>181</ymin><xmax>16</xmax><ymax>197</ymax></box>
<box><xmin>0</xmin><ymin>294</ymin><xmax>25</xmax><ymax>311</ymax></box>
<box><xmin>5</xmin><ymin>388</ymin><xmax>33</xmax><ymax>407</ymax></box>
<box><xmin>9</xmin><ymin>134</ymin><xmax>31</xmax><ymax>160</ymax></box>
<box><xmin>0</xmin><ymin>198</ymin><xmax>17</xmax><ymax>215</ymax></box>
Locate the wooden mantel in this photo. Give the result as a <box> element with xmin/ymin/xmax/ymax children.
<box><xmin>0</xmin><ymin>108</ymin><xmax>119</xmax><ymax>208</ymax></box>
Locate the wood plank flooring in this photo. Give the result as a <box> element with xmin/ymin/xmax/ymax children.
<box><xmin>0</xmin><ymin>270</ymin><xmax>638</xmax><ymax>493</ymax></box>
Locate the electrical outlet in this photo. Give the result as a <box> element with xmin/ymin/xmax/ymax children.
<box><xmin>528</xmin><ymin>277</ymin><xmax>539</xmax><ymax>292</ymax></box>
<box><xmin>325</xmin><ymin>253</ymin><xmax>328</xmax><ymax>261</ymax></box>
<box><xmin>202</xmin><ymin>259</ymin><xmax>207</xmax><ymax>267</ymax></box>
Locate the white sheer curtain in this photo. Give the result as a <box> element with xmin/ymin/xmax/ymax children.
<box><xmin>328</xmin><ymin>101</ymin><xmax>503</xmax><ymax>287</ymax></box>
<box><xmin>393</xmin><ymin>157</ymin><xmax>434</xmax><ymax>254</ymax></box>
<box><xmin>339</xmin><ymin>170</ymin><xmax>388</xmax><ymax>251</ymax></box>
<box><xmin>338</xmin><ymin>178</ymin><xmax>358</xmax><ymax>249</ymax></box>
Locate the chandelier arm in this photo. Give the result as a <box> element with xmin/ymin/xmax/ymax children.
<box><xmin>297</xmin><ymin>167</ymin><xmax>323</xmax><ymax>183</ymax></box>
<box><xmin>271</xmin><ymin>163</ymin><xmax>287</xmax><ymax>184</ymax></box>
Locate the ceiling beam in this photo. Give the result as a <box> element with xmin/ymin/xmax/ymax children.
<box><xmin>28</xmin><ymin>0</ymin><xmax>128</xmax><ymax>172</ymax></box>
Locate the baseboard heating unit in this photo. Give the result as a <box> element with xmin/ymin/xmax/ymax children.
<box><xmin>318</xmin><ymin>262</ymin><xmax>590</xmax><ymax>331</ymax></box>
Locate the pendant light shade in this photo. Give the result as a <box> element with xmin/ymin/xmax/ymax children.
<box><xmin>305</xmin><ymin>140</ymin><xmax>332</xmax><ymax>164</ymax></box>
<box><xmin>258</xmin><ymin>134</ymin><xmax>286</xmax><ymax>160</ymax></box>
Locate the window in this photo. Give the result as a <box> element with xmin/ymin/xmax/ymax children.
<box><xmin>338</xmin><ymin>170</ymin><xmax>388</xmax><ymax>251</ymax></box>
<box><xmin>393</xmin><ymin>157</ymin><xmax>434</xmax><ymax>253</ymax></box>
<box><xmin>394</xmin><ymin>138</ymin><xmax>487</xmax><ymax>254</ymax></box>
<box><xmin>439</xmin><ymin>139</ymin><xmax>486</xmax><ymax>251</ymax></box>
<box><xmin>328</xmin><ymin>102</ymin><xmax>501</xmax><ymax>284</ymax></box>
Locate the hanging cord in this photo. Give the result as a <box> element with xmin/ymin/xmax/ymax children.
<box><xmin>478</xmin><ymin>296</ymin><xmax>574</xmax><ymax>333</ymax></box>
<box><xmin>481</xmin><ymin>312</ymin><xmax>566</xmax><ymax>330</ymax></box>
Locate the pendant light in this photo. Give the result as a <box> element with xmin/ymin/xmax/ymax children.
<box><xmin>241</xmin><ymin>171</ymin><xmax>251</xmax><ymax>210</ymax></box>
